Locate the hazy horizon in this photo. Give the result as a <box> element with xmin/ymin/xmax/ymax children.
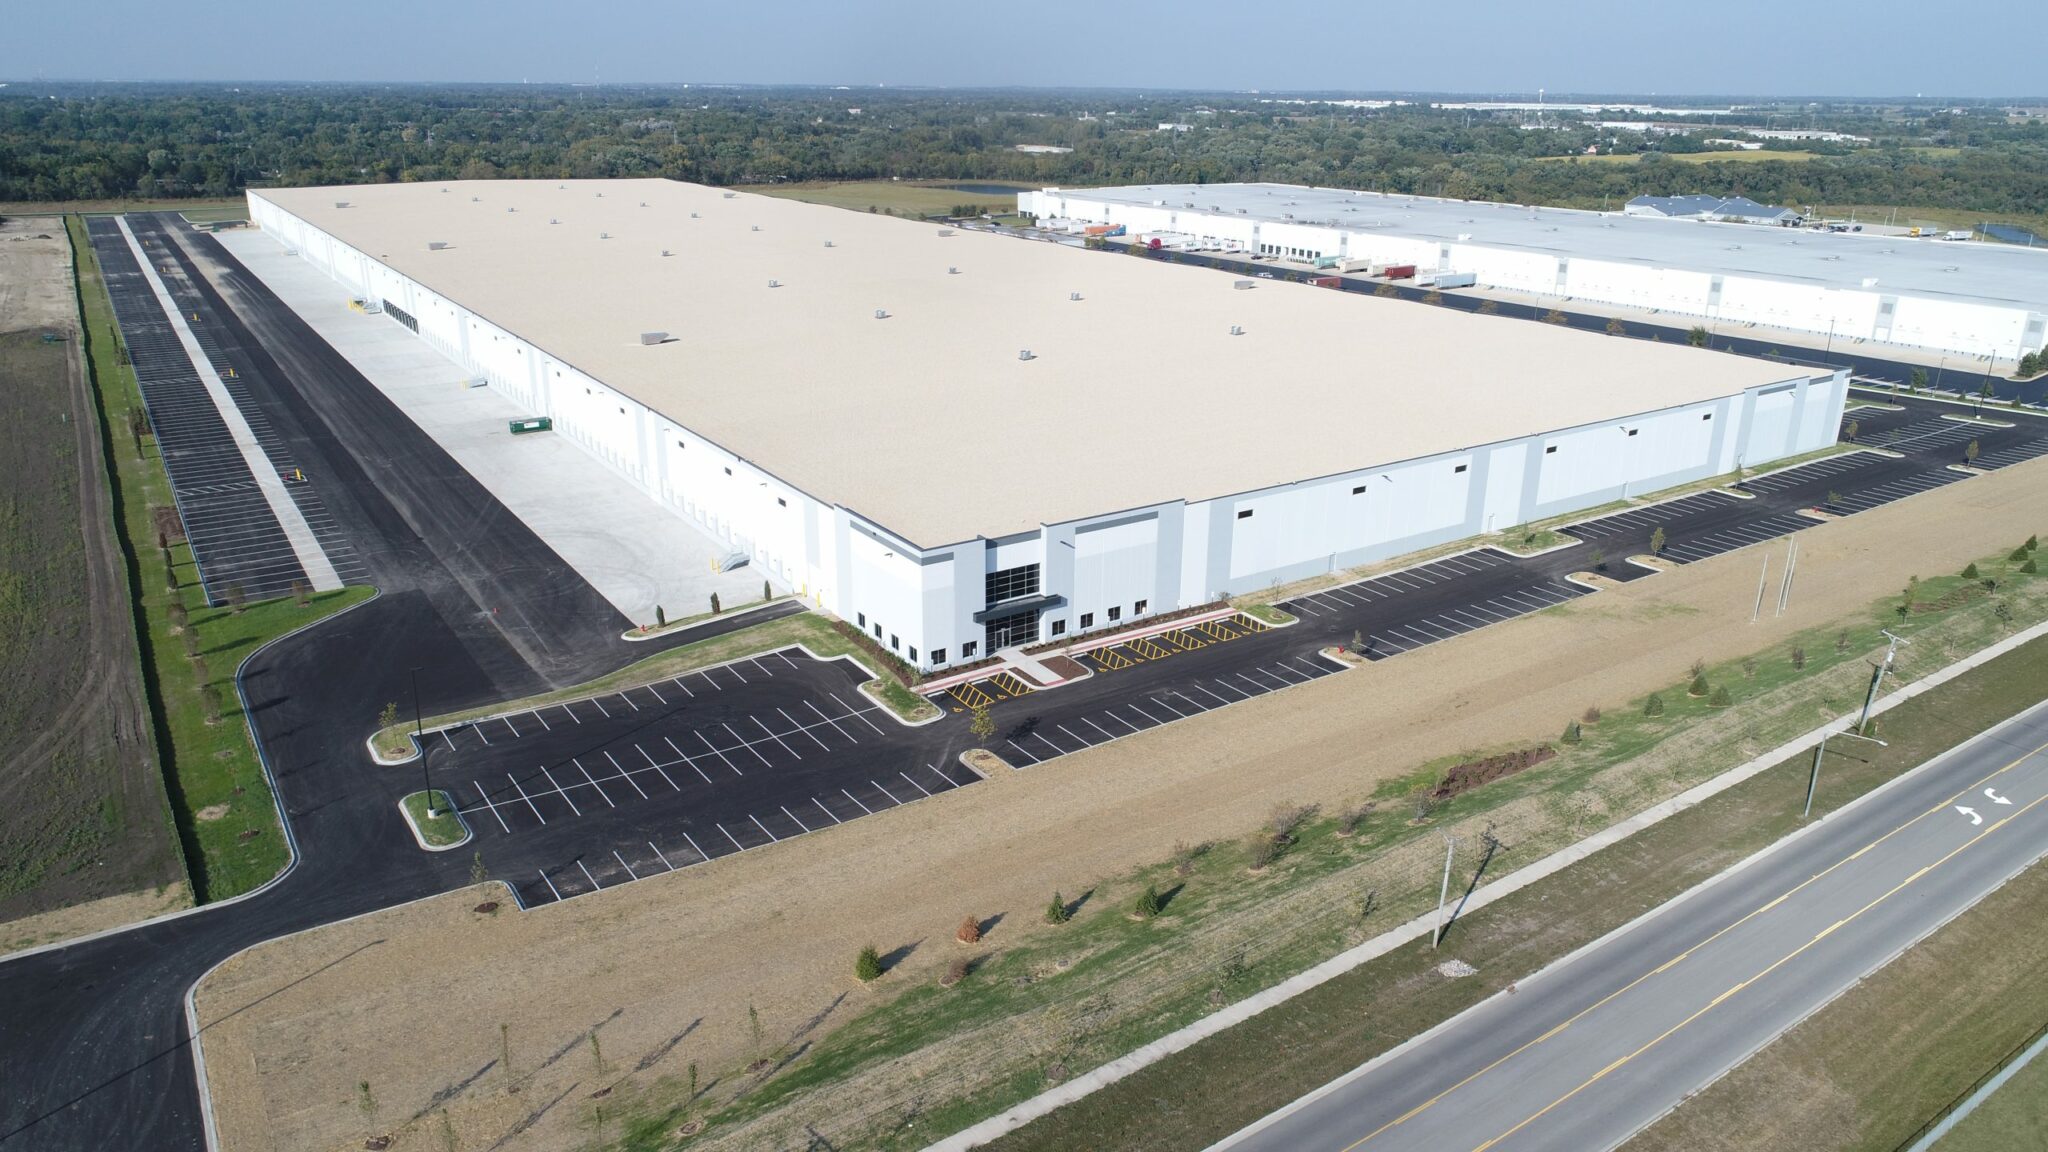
<box><xmin>6</xmin><ymin>0</ymin><xmax>2046</xmax><ymax>99</ymax></box>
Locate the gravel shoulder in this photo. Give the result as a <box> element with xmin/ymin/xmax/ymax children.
<box><xmin>193</xmin><ymin>456</ymin><xmax>2048</xmax><ymax>1152</ymax></box>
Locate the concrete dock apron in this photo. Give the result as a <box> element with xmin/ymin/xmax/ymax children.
<box><xmin>113</xmin><ymin>215</ymin><xmax>342</xmax><ymax>592</ymax></box>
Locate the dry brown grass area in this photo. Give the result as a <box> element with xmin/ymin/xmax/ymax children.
<box><xmin>194</xmin><ymin>459</ymin><xmax>2048</xmax><ymax>1152</ymax></box>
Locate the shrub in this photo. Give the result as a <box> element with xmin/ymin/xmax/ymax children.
<box><xmin>1591</xmin><ymin>548</ymin><xmax>1607</xmax><ymax>571</ymax></box>
<box><xmin>1686</xmin><ymin>326</ymin><xmax>1708</xmax><ymax>347</ymax></box>
<box><xmin>1688</xmin><ymin>657</ymin><xmax>1707</xmax><ymax>679</ymax></box>
<box><xmin>1134</xmin><ymin>884</ymin><xmax>1163</xmax><ymax>919</ymax></box>
<box><xmin>655</xmin><ymin>604</ymin><xmax>666</xmax><ymax>627</ymax></box>
<box><xmin>1962</xmin><ymin>562</ymin><xmax>1980</xmax><ymax>579</ymax></box>
<box><xmin>2028</xmin><ymin>535</ymin><xmax>2039</xmax><ymax>552</ymax></box>
<box><xmin>1561</xmin><ymin>720</ymin><xmax>1582</xmax><ymax>745</ymax></box>
<box><xmin>291</xmin><ymin>579</ymin><xmax>310</xmax><ymax>606</ymax></box>
<box><xmin>2014</xmin><ymin>547</ymin><xmax>2033</xmax><ymax>563</ymax></box>
<box><xmin>955</xmin><ymin>915</ymin><xmax>982</xmax><ymax>945</ymax></box>
<box><xmin>1605</xmin><ymin>317</ymin><xmax>1627</xmax><ymax>336</ymax></box>
<box><xmin>709</xmin><ymin>592</ymin><xmax>721</xmax><ymax>615</ymax></box>
<box><xmin>1835</xmin><ymin>631</ymin><xmax>1850</xmax><ymax>654</ymax></box>
<box><xmin>1650</xmin><ymin>526</ymin><xmax>1667</xmax><ymax>556</ymax></box>
<box><xmin>1582</xmin><ymin>705</ymin><xmax>1601</xmax><ymax>724</ymax></box>
<box><xmin>1742</xmin><ymin>658</ymin><xmax>1758</xmax><ymax>679</ymax></box>
<box><xmin>854</xmin><ymin>945</ymin><xmax>883</xmax><ymax>982</ymax></box>
<box><xmin>1791</xmin><ymin>646</ymin><xmax>1807</xmax><ymax>669</ymax></box>
<box><xmin>1171</xmin><ymin>840</ymin><xmax>1207</xmax><ymax>877</ymax></box>
<box><xmin>225</xmin><ymin>584</ymin><xmax>246</xmax><ymax>614</ymax></box>
<box><xmin>1476</xmin><ymin>300</ymin><xmax>1500</xmax><ymax>315</ymax></box>
<box><xmin>2025</xmin><ymin>558</ymin><xmax>2040</xmax><ymax>575</ymax></box>
<box><xmin>1045</xmin><ymin>892</ymin><xmax>1071</xmax><ymax>924</ymax></box>
<box><xmin>1247</xmin><ymin>830</ymin><xmax>1283</xmax><ymax>871</ymax></box>
<box><xmin>1688</xmin><ymin>673</ymin><xmax>1709</xmax><ymax>697</ymax></box>
<box><xmin>1336</xmin><ymin>802</ymin><xmax>1376</xmax><ymax>836</ymax></box>
<box><xmin>180</xmin><ymin>628</ymin><xmax>201</xmax><ymax>659</ymax></box>
<box><xmin>1542</xmin><ymin>309</ymin><xmax>1569</xmax><ymax>325</ymax></box>
<box><xmin>1644</xmin><ymin>693</ymin><xmax>1666</xmax><ymax>717</ymax></box>
<box><xmin>1709</xmin><ymin>685</ymin><xmax>1732</xmax><ymax>707</ymax></box>
<box><xmin>940</xmin><ymin>957</ymin><xmax>970</xmax><ymax>987</ymax></box>
<box><xmin>199</xmin><ymin>684</ymin><xmax>224</xmax><ymax>724</ymax></box>
<box><xmin>166</xmin><ymin>602</ymin><xmax>188</xmax><ymax>632</ymax></box>
<box><xmin>762</xmin><ymin>579</ymin><xmax>772</xmax><ymax>601</ymax></box>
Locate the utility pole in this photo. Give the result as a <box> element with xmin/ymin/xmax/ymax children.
<box><xmin>1806</xmin><ymin>728</ymin><xmax>1888</xmax><ymax>818</ymax></box>
<box><xmin>411</xmin><ymin>666</ymin><xmax>434</xmax><ymax>817</ymax></box>
<box><xmin>1432</xmin><ymin>832</ymin><xmax>1462</xmax><ymax>949</ymax></box>
<box><xmin>1858</xmin><ymin>630</ymin><xmax>1910</xmax><ymax>735</ymax></box>
<box><xmin>1776</xmin><ymin>536</ymin><xmax>1799</xmax><ymax>615</ymax></box>
<box><xmin>1752</xmin><ymin>554</ymin><xmax>1771</xmax><ymax>623</ymax></box>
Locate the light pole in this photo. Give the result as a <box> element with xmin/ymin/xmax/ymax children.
<box><xmin>1858</xmin><ymin>630</ymin><xmax>1910</xmax><ymax>735</ymax></box>
<box><xmin>1806</xmin><ymin>728</ymin><xmax>1888</xmax><ymax>819</ymax></box>
<box><xmin>411</xmin><ymin>666</ymin><xmax>434</xmax><ymax>818</ymax></box>
<box><xmin>1432</xmin><ymin>832</ymin><xmax>1462</xmax><ymax>949</ymax></box>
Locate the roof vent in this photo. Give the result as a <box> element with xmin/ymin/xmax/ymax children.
<box><xmin>549</xmin><ymin>218</ymin><xmax>559</xmax><ymax>224</ymax></box>
<box><xmin>824</xmin><ymin>240</ymin><xmax>835</xmax><ymax>248</ymax></box>
<box><xmin>599</xmin><ymin>232</ymin><xmax>610</xmax><ymax>239</ymax></box>
<box><xmin>722</xmin><ymin>192</ymin><xmax>737</xmax><ymax>199</ymax></box>
<box><xmin>948</xmin><ymin>266</ymin><xmax>960</xmax><ymax>275</ymax></box>
<box><xmin>470</xmin><ymin>196</ymin><xmax>480</xmax><ymax>202</ymax></box>
<box><xmin>936</xmin><ymin>228</ymin><xmax>955</xmax><ymax>236</ymax></box>
<box><xmin>768</xmin><ymin>279</ymin><xmax>781</xmax><ymax>288</ymax></box>
<box><xmin>427</xmin><ymin>241</ymin><xmax>449</xmax><ymax>251</ymax></box>
<box><xmin>1229</xmin><ymin>325</ymin><xmax>1245</xmax><ymax>336</ymax></box>
<box><xmin>874</xmin><ymin>308</ymin><xmax>889</xmax><ymax>320</ymax></box>
<box><xmin>1018</xmin><ymin>349</ymin><xmax>1036</xmax><ymax>361</ymax></box>
<box><xmin>1233</xmin><ymin>279</ymin><xmax>1255</xmax><ymax>290</ymax></box>
<box><xmin>661</xmin><ymin>249</ymin><xmax>672</xmax><ymax>257</ymax></box>
<box><xmin>334</xmin><ymin>201</ymin><xmax>350</xmax><ymax>208</ymax></box>
<box><xmin>751</xmin><ymin>225</ymin><xmax>761</xmax><ymax>232</ymax></box>
<box><xmin>441</xmin><ymin>188</ymin><xmax>449</xmax><ymax>193</ymax></box>
<box><xmin>690</xmin><ymin>212</ymin><xmax>700</xmax><ymax>219</ymax></box>
<box><xmin>640</xmin><ymin>331</ymin><xmax>669</xmax><ymax>345</ymax></box>
<box><xmin>595</xmin><ymin>192</ymin><xmax>603</xmax><ymax>197</ymax></box>
<box><xmin>507</xmin><ymin>206</ymin><xmax>516</xmax><ymax>212</ymax></box>
<box><xmin>640</xmin><ymin>201</ymin><xmax>648</xmax><ymax>207</ymax></box>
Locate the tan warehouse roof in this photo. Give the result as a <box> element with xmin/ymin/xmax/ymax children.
<box><xmin>255</xmin><ymin>179</ymin><xmax>1803</xmax><ymax>546</ymax></box>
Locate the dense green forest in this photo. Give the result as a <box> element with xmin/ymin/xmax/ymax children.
<box><xmin>3</xmin><ymin>84</ymin><xmax>2044</xmax><ymax>224</ymax></box>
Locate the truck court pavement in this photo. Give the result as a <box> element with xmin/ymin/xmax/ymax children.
<box><xmin>1216</xmin><ymin>700</ymin><xmax>2048</xmax><ymax>1152</ymax></box>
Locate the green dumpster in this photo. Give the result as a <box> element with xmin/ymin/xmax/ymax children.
<box><xmin>509</xmin><ymin>417</ymin><xmax>553</xmax><ymax>435</ymax></box>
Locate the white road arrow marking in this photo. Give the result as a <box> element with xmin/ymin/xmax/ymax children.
<box><xmin>1985</xmin><ymin>788</ymin><xmax>2014</xmax><ymax>806</ymax></box>
<box><xmin>1956</xmin><ymin>806</ymin><xmax>1983</xmax><ymax>826</ymax></box>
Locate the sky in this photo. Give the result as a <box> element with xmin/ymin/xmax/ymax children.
<box><xmin>7</xmin><ymin>0</ymin><xmax>2045</xmax><ymax>98</ymax></box>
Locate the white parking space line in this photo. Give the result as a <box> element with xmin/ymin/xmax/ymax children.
<box><xmin>720</xmin><ymin>723</ymin><xmax>772</xmax><ymax>767</ymax></box>
<box><xmin>1127</xmin><ymin>703</ymin><xmax>1164</xmax><ymax>726</ymax></box>
<box><xmin>698</xmin><ymin>670</ymin><xmax>722</xmax><ymax>692</ymax></box>
<box><xmin>574</xmin><ymin>758</ymin><xmax>617</xmax><ymax>807</ymax></box>
<box><xmin>812</xmin><ymin>797</ymin><xmax>843</xmax><ymax>825</ymax></box>
<box><xmin>1083</xmin><ymin>716</ymin><xmax>1119</xmax><ymax>740</ymax></box>
<box><xmin>531</xmin><ymin>710</ymin><xmax>551</xmax><ymax>732</ymax></box>
<box><xmin>841</xmin><ymin>788</ymin><xmax>874</xmax><ymax>815</ymax></box>
<box><xmin>780</xmin><ymin>707</ymin><xmax>832</xmax><ymax>750</ymax></box>
<box><xmin>592</xmin><ymin>697</ymin><xmax>611</xmax><ymax>718</ymax></box>
<box><xmin>783</xmin><ymin>804</ymin><xmax>811</xmax><ymax>832</ymax></box>
<box><xmin>538</xmin><ymin>765</ymin><xmax>582</xmax><ymax>816</ymax></box>
<box><xmin>1214</xmin><ymin>678</ymin><xmax>1252</xmax><ymax>699</ymax></box>
<box><xmin>751</xmin><ymin>814</ymin><xmax>779</xmax><ymax>842</ymax></box>
<box><xmin>665</xmin><ymin>736</ymin><xmax>714</xmax><ymax>784</ymax></box>
<box><xmin>900</xmin><ymin>770</ymin><xmax>933</xmax><ymax>797</ymax></box>
<box><xmin>831</xmin><ymin>692</ymin><xmax>889</xmax><ymax>735</ymax></box>
<box><xmin>647</xmin><ymin>684</ymin><xmax>668</xmax><ymax>706</ymax></box>
<box><xmin>538</xmin><ymin>871</ymin><xmax>562</xmax><ymax>901</ymax></box>
<box><xmin>442</xmin><ymin>730</ymin><xmax>457</xmax><ymax>751</ymax></box>
<box><xmin>1034</xmin><ymin>731</ymin><xmax>1066</xmax><ymax>757</ymax></box>
<box><xmin>1189</xmin><ymin>683</ymin><xmax>1233</xmax><ymax>706</ymax></box>
<box><xmin>670</xmin><ymin>678</ymin><xmax>695</xmax><ymax>699</ymax></box>
<box><xmin>1007</xmin><ymin>739</ymin><xmax>1042</xmax><ymax>764</ymax></box>
<box><xmin>614</xmin><ymin>850</ymin><xmax>639</xmax><ymax>879</ymax></box>
<box><xmin>806</xmin><ymin>699</ymin><xmax>858</xmax><ymax>742</ymax></box>
<box><xmin>719</xmin><ymin>824</ymin><xmax>746</xmax><ymax>851</ymax></box>
<box><xmin>474</xmin><ymin>725</ymin><xmax>492</xmax><ymax>747</ymax></box>
<box><xmin>506</xmin><ymin>773</ymin><xmax>547</xmax><ymax>824</ymax></box>
<box><xmin>727</xmin><ymin>665</ymin><xmax>748</xmax><ymax>685</ymax></box>
<box><xmin>1149</xmin><ymin>695</ymin><xmax>1188</xmax><ymax>718</ymax></box>
<box><xmin>619</xmin><ymin>692</ymin><xmax>640</xmax><ymax>712</ymax></box>
<box><xmin>604</xmin><ymin>750</ymin><xmax>652</xmax><ymax>799</ymax></box>
<box><xmin>503</xmin><ymin>716</ymin><xmax>520</xmax><ymax>739</ymax></box>
<box><xmin>872</xmin><ymin>779</ymin><xmax>903</xmax><ymax>805</ymax></box>
<box><xmin>1057</xmin><ymin>723</ymin><xmax>1094</xmax><ymax>746</ymax></box>
<box><xmin>681</xmin><ymin>831</ymin><xmax>709</xmax><ymax>860</ymax></box>
<box><xmin>750</xmin><ymin>658</ymin><xmax>775</xmax><ymax>678</ymax></box>
<box><xmin>560</xmin><ymin>702</ymin><xmax>581</xmax><ymax>724</ymax></box>
<box><xmin>754</xmin><ymin>715</ymin><xmax>803</xmax><ymax>760</ymax></box>
<box><xmin>779</xmin><ymin>651</ymin><xmax>800</xmax><ymax>668</ymax></box>
<box><xmin>638</xmin><ymin>745</ymin><xmax>681</xmax><ymax>790</ymax></box>
<box><xmin>649</xmin><ymin>841</ymin><xmax>674</xmax><ymax>870</ymax></box>
<box><xmin>471</xmin><ymin>781</ymin><xmax>511</xmax><ymax>832</ymax></box>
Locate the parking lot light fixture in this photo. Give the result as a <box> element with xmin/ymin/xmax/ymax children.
<box><xmin>412</xmin><ymin>667</ymin><xmax>435</xmax><ymax>818</ymax></box>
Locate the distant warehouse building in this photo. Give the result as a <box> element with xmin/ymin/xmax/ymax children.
<box><xmin>251</xmin><ymin>180</ymin><xmax>1846</xmax><ymax>672</ymax></box>
<box><xmin>1021</xmin><ymin>182</ymin><xmax>2048</xmax><ymax>365</ymax></box>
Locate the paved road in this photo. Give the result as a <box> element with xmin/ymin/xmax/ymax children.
<box><xmin>1217</xmin><ymin>700</ymin><xmax>2048</xmax><ymax>1152</ymax></box>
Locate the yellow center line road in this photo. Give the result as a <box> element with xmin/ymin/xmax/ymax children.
<box><xmin>1470</xmin><ymin>784</ymin><xmax>2048</xmax><ymax>1152</ymax></box>
<box><xmin>1324</xmin><ymin>732</ymin><xmax>2048</xmax><ymax>1152</ymax></box>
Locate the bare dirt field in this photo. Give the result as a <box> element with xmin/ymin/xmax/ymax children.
<box><xmin>194</xmin><ymin>457</ymin><xmax>2048</xmax><ymax>1152</ymax></box>
<box><xmin>0</xmin><ymin>223</ymin><xmax>185</xmax><ymax>942</ymax></box>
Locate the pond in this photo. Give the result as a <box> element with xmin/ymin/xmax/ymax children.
<box><xmin>940</xmin><ymin>183</ymin><xmax>1030</xmax><ymax>197</ymax></box>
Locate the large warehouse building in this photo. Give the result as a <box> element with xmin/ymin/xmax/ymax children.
<box><xmin>250</xmin><ymin>179</ymin><xmax>1846</xmax><ymax>673</ymax></box>
<box><xmin>1020</xmin><ymin>183</ymin><xmax>2048</xmax><ymax>366</ymax></box>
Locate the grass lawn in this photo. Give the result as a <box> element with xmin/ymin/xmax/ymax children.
<box><xmin>747</xmin><ymin>180</ymin><xmax>1032</xmax><ymax>219</ymax></box>
<box><xmin>401</xmin><ymin>791</ymin><xmax>467</xmax><ymax>849</ymax></box>
<box><xmin>68</xmin><ymin>214</ymin><xmax>374</xmax><ymax>901</ymax></box>
<box><xmin>1936</xmin><ymin>1041</ymin><xmax>2048</xmax><ymax>1151</ymax></box>
<box><xmin>1627</xmin><ymin>795</ymin><xmax>2048</xmax><ymax>1152</ymax></box>
<box><xmin>375</xmin><ymin>611</ymin><xmax>939</xmax><ymax>746</ymax></box>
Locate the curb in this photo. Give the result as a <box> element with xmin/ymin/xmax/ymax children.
<box><xmin>923</xmin><ymin>613</ymin><xmax>2048</xmax><ymax>1152</ymax></box>
<box><xmin>619</xmin><ymin>596</ymin><xmax>796</xmax><ymax>642</ymax></box>
<box><xmin>398</xmin><ymin>793</ymin><xmax>473</xmax><ymax>853</ymax></box>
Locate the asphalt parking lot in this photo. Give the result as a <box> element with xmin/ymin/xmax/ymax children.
<box><xmin>88</xmin><ymin>216</ymin><xmax>366</xmax><ymax>603</ymax></box>
<box><xmin>1277</xmin><ymin>550</ymin><xmax>1593</xmax><ymax>658</ymax></box>
<box><xmin>425</xmin><ymin>647</ymin><xmax>982</xmax><ymax>906</ymax></box>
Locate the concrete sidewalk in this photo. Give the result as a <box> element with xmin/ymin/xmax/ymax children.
<box><xmin>217</xmin><ymin>229</ymin><xmax>760</xmax><ymax>624</ymax></box>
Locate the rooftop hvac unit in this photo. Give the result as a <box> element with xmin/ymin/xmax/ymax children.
<box><xmin>549</xmin><ymin>218</ymin><xmax>559</xmax><ymax>224</ymax></box>
<box><xmin>640</xmin><ymin>331</ymin><xmax>669</xmax><ymax>345</ymax></box>
<box><xmin>723</xmin><ymin>192</ymin><xmax>737</xmax><ymax>199</ymax></box>
<box><xmin>948</xmin><ymin>266</ymin><xmax>959</xmax><ymax>275</ymax></box>
<box><xmin>1229</xmin><ymin>325</ymin><xmax>1244</xmax><ymax>336</ymax></box>
<box><xmin>599</xmin><ymin>232</ymin><xmax>610</xmax><ymax>239</ymax></box>
<box><xmin>824</xmin><ymin>240</ymin><xmax>835</xmax><ymax>247</ymax></box>
<box><xmin>751</xmin><ymin>225</ymin><xmax>761</xmax><ymax>232</ymax></box>
<box><xmin>508</xmin><ymin>206</ymin><xmax>516</xmax><ymax>212</ymax></box>
<box><xmin>661</xmin><ymin>249</ymin><xmax>672</xmax><ymax>257</ymax></box>
<box><xmin>334</xmin><ymin>201</ymin><xmax>350</xmax><ymax>208</ymax></box>
<box><xmin>595</xmin><ymin>191</ymin><xmax>603</xmax><ymax>197</ymax></box>
<box><xmin>471</xmin><ymin>196</ymin><xmax>480</xmax><ymax>202</ymax></box>
<box><xmin>690</xmin><ymin>212</ymin><xmax>700</xmax><ymax>218</ymax></box>
<box><xmin>768</xmin><ymin>279</ymin><xmax>781</xmax><ymax>288</ymax></box>
<box><xmin>640</xmin><ymin>202</ymin><xmax>648</xmax><ymax>207</ymax></box>
<box><xmin>1233</xmin><ymin>279</ymin><xmax>1255</xmax><ymax>290</ymax></box>
<box><xmin>874</xmin><ymin>309</ymin><xmax>889</xmax><ymax>319</ymax></box>
<box><xmin>1069</xmin><ymin>291</ymin><xmax>1083</xmax><ymax>301</ymax></box>
<box><xmin>936</xmin><ymin>228</ymin><xmax>954</xmax><ymax>236</ymax></box>
<box><xmin>427</xmin><ymin>241</ymin><xmax>449</xmax><ymax>251</ymax></box>
<box><xmin>1018</xmin><ymin>349</ymin><xmax>1036</xmax><ymax>361</ymax></box>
